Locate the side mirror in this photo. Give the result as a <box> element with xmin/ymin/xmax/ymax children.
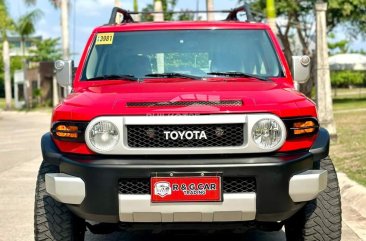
<box><xmin>292</xmin><ymin>56</ymin><xmax>311</xmax><ymax>84</ymax></box>
<box><xmin>55</xmin><ymin>60</ymin><xmax>74</xmax><ymax>87</ymax></box>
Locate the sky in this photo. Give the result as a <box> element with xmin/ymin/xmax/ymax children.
<box><xmin>8</xmin><ymin>0</ymin><xmax>366</xmax><ymax>64</ymax></box>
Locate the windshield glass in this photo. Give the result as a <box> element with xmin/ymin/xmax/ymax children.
<box><xmin>81</xmin><ymin>30</ymin><xmax>283</xmax><ymax>80</ymax></box>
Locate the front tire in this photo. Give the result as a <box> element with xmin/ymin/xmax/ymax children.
<box><xmin>34</xmin><ymin>161</ymin><xmax>86</xmax><ymax>241</ymax></box>
<box><xmin>285</xmin><ymin>157</ymin><xmax>342</xmax><ymax>241</ymax></box>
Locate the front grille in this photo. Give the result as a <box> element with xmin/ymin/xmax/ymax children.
<box><xmin>222</xmin><ymin>177</ymin><xmax>256</xmax><ymax>193</ymax></box>
<box><xmin>119</xmin><ymin>177</ymin><xmax>256</xmax><ymax>194</ymax></box>
<box><xmin>127</xmin><ymin>124</ymin><xmax>244</xmax><ymax>148</ymax></box>
<box><xmin>126</xmin><ymin>100</ymin><xmax>243</xmax><ymax>107</ymax></box>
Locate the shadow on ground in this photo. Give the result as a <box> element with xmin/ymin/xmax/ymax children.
<box><xmin>85</xmin><ymin>229</ymin><xmax>286</xmax><ymax>241</ymax></box>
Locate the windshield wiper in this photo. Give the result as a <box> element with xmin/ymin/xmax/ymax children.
<box><xmin>145</xmin><ymin>73</ymin><xmax>202</xmax><ymax>80</ymax></box>
<box><xmin>87</xmin><ymin>74</ymin><xmax>139</xmax><ymax>81</ymax></box>
<box><xmin>207</xmin><ymin>72</ymin><xmax>268</xmax><ymax>81</ymax></box>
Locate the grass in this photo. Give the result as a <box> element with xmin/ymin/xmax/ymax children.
<box><xmin>333</xmin><ymin>97</ymin><xmax>366</xmax><ymax>110</ymax></box>
<box><xmin>331</xmin><ymin>89</ymin><xmax>366</xmax><ymax>186</ymax></box>
<box><xmin>0</xmin><ymin>98</ymin><xmax>5</xmax><ymax>110</ymax></box>
<box><xmin>332</xmin><ymin>87</ymin><xmax>366</xmax><ymax>98</ymax></box>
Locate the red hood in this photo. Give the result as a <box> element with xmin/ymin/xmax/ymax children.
<box><xmin>53</xmin><ymin>79</ymin><xmax>317</xmax><ymax>121</ymax></box>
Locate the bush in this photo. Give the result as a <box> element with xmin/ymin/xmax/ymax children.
<box><xmin>330</xmin><ymin>70</ymin><xmax>366</xmax><ymax>88</ymax></box>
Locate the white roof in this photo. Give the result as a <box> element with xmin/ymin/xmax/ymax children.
<box><xmin>329</xmin><ymin>53</ymin><xmax>366</xmax><ymax>70</ymax></box>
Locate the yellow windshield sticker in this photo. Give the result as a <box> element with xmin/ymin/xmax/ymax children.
<box><xmin>95</xmin><ymin>33</ymin><xmax>114</xmax><ymax>45</ymax></box>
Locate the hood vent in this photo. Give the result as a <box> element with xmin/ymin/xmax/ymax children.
<box><xmin>126</xmin><ymin>100</ymin><xmax>243</xmax><ymax>107</ymax></box>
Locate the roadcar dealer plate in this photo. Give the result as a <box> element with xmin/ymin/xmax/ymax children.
<box><xmin>151</xmin><ymin>174</ymin><xmax>222</xmax><ymax>203</ymax></box>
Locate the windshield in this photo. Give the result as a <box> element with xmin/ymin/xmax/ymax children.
<box><xmin>81</xmin><ymin>30</ymin><xmax>283</xmax><ymax>80</ymax></box>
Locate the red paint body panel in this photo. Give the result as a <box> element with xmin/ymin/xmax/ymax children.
<box><xmin>52</xmin><ymin>21</ymin><xmax>317</xmax><ymax>154</ymax></box>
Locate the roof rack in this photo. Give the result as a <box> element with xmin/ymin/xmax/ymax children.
<box><xmin>226</xmin><ymin>3</ymin><xmax>254</xmax><ymax>22</ymax></box>
<box><xmin>108</xmin><ymin>7</ymin><xmax>135</xmax><ymax>24</ymax></box>
<box><xmin>108</xmin><ymin>4</ymin><xmax>255</xmax><ymax>25</ymax></box>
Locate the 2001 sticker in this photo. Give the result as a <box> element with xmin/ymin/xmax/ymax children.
<box><xmin>95</xmin><ymin>33</ymin><xmax>114</xmax><ymax>45</ymax></box>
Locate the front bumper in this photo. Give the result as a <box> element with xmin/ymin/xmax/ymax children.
<box><xmin>41</xmin><ymin>128</ymin><xmax>330</xmax><ymax>223</ymax></box>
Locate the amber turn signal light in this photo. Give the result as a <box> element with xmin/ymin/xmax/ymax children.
<box><xmin>51</xmin><ymin>121</ymin><xmax>88</xmax><ymax>142</ymax></box>
<box><xmin>284</xmin><ymin>118</ymin><xmax>319</xmax><ymax>139</ymax></box>
<box><xmin>55</xmin><ymin>125</ymin><xmax>79</xmax><ymax>138</ymax></box>
<box><xmin>293</xmin><ymin>120</ymin><xmax>317</xmax><ymax>135</ymax></box>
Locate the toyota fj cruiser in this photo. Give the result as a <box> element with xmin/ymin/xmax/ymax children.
<box><xmin>34</xmin><ymin>5</ymin><xmax>342</xmax><ymax>241</ymax></box>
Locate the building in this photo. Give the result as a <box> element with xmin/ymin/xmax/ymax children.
<box><xmin>6</xmin><ymin>35</ymin><xmax>42</xmax><ymax>57</ymax></box>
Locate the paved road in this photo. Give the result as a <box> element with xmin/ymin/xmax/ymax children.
<box><xmin>0</xmin><ymin>111</ymin><xmax>362</xmax><ymax>241</ymax></box>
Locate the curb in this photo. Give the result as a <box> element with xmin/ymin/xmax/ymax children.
<box><xmin>337</xmin><ymin>172</ymin><xmax>366</xmax><ymax>240</ymax></box>
<box><xmin>338</xmin><ymin>172</ymin><xmax>366</xmax><ymax>219</ymax></box>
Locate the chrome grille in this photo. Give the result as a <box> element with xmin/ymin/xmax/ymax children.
<box><xmin>127</xmin><ymin>124</ymin><xmax>244</xmax><ymax>148</ymax></box>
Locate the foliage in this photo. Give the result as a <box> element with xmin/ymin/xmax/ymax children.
<box><xmin>141</xmin><ymin>0</ymin><xmax>193</xmax><ymax>22</ymax></box>
<box><xmin>28</xmin><ymin>38</ymin><xmax>62</xmax><ymax>62</ymax></box>
<box><xmin>240</xmin><ymin>0</ymin><xmax>366</xmax><ymax>96</ymax></box>
<box><xmin>327</xmin><ymin>0</ymin><xmax>366</xmax><ymax>36</ymax></box>
<box><xmin>141</xmin><ymin>4</ymin><xmax>154</xmax><ymax>22</ymax></box>
<box><xmin>33</xmin><ymin>88</ymin><xmax>41</xmax><ymax>97</ymax></box>
<box><xmin>13</xmin><ymin>9</ymin><xmax>43</xmax><ymax>57</ymax></box>
<box><xmin>14</xmin><ymin>9</ymin><xmax>43</xmax><ymax>40</ymax></box>
<box><xmin>11</xmin><ymin>56</ymin><xmax>22</xmax><ymax>73</ymax></box>
<box><xmin>328</xmin><ymin>32</ymin><xmax>349</xmax><ymax>55</ymax></box>
<box><xmin>178</xmin><ymin>9</ymin><xmax>194</xmax><ymax>21</ymax></box>
<box><xmin>141</xmin><ymin>0</ymin><xmax>176</xmax><ymax>22</ymax></box>
<box><xmin>0</xmin><ymin>0</ymin><xmax>14</xmax><ymax>38</ymax></box>
<box><xmin>349</xmin><ymin>49</ymin><xmax>366</xmax><ymax>55</ymax></box>
<box><xmin>330</xmin><ymin>70</ymin><xmax>366</xmax><ymax>87</ymax></box>
<box><xmin>24</xmin><ymin>0</ymin><xmax>59</xmax><ymax>8</ymax></box>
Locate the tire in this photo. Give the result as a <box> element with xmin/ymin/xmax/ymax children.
<box><xmin>34</xmin><ymin>161</ymin><xmax>86</xmax><ymax>241</ymax></box>
<box><xmin>285</xmin><ymin>157</ymin><xmax>342</xmax><ymax>241</ymax></box>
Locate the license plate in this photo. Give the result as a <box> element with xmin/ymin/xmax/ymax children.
<box><xmin>151</xmin><ymin>174</ymin><xmax>222</xmax><ymax>203</ymax></box>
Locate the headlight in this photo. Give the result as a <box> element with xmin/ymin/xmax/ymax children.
<box><xmin>252</xmin><ymin>118</ymin><xmax>282</xmax><ymax>149</ymax></box>
<box><xmin>88</xmin><ymin>121</ymin><xmax>119</xmax><ymax>151</ymax></box>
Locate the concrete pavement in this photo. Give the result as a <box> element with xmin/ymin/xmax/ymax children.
<box><xmin>0</xmin><ymin>111</ymin><xmax>363</xmax><ymax>241</ymax></box>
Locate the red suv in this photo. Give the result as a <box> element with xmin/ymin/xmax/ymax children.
<box><xmin>34</xmin><ymin>5</ymin><xmax>342</xmax><ymax>241</ymax></box>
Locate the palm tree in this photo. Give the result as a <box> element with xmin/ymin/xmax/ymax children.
<box><xmin>14</xmin><ymin>9</ymin><xmax>43</xmax><ymax>59</ymax></box>
<box><xmin>0</xmin><ymin>0</ymin><xmax>14</xmax><ymax>110</ymax></box>
<box><xmin>206</xmin><ymin>0</ymin><xmax>214</xmax><ymax>20</ymax></box>
<box><xmin>24</xmin><ymin>0</ymin><xmax>69</xmax><ymax>60</ymax></box>
<box><xmin>12</xmin><ymin>9</ymin><xmax>43</xmax><ymax>108</ymax></box>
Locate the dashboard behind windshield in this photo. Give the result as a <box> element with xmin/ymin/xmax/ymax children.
<box><xmin>81</xmin><ymin>29</ymin><xmax>283</xmax><ymax>80</ymax></box>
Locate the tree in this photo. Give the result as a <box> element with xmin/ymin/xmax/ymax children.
<box><xmin>239</xmin><ymin>0</ymin><xmax>366</xmax><ymax>96</ymax></box>
<box><xmin>25</xmin><ymin>0</ymin><xmax>69</xmax><ymax>60</ymax></box>
<box><xmin>141</xmin><ymin>0</ymin><xmax>195</xmax><ymax>22</ymax></box>
<box><xmin>328</xmin><ymin>33</ymin><xmax>349</xmax><ymax>55</ymax></box>
<box><xmin>178</xmin><ymin>9</ymin><xmax>194</xmax><ymax>21</ymax></box>
<box><xmin>141</xmin><ymin>0</ymin><xmax>177</xmax><ymax>22</ymax></box>
<box><xmin>13</xmin><ymin>9</ymin><xmax>43</xmax><ymax>58</ymax></box>
<box><xmin>206</xmin><ymin>0</ymin><xmax>214</xmax><ymax>20</ymax></box>
<box><xmin>0</xmin><ymin>0</ymin><xmax>14</xmax><ymax>109</ymax></box>
<box><xmin>28</xmin><ymin>38</ymin><xmax>62</xmax><ymax>62</ymax></box>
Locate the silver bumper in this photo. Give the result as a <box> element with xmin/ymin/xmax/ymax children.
<box><xmin>119</xmin><ymin>193</ymin><xmax>256</xmax><ymax>222</ymax></box>
<box><xmin>289</xmin><ymin>170</ymin><xmax>328</xmax><ymax>202</ymax></box>
<box><xmin>45</xmin><ymin>173</ymin><xmax>85</xmax><ymax>205</ymax></box>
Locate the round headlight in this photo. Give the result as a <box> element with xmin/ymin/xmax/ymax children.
<box><xmin>88</xmin><ymin>121</ymin><xmax>119</xmax><ymax>152</ymax></box>
<box><xmin>252</xmin><ymin>119</ymin><xmax>282</xmax><ymax>149</ymax></box>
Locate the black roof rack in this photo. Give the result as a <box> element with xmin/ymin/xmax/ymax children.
<box><xmin>108</xmin><ymin>4</ymin><xmax>255</xmax><ymax>25</ymax></box>
<box><xmin>226</xmin><ymin>3</ymin><xmax>254</xmax><ymax>22</ymax></box>
<box><xmin>108</xmin><ymin>7</ymin><xmax>135</xmax><ymax>24</ymax></box>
